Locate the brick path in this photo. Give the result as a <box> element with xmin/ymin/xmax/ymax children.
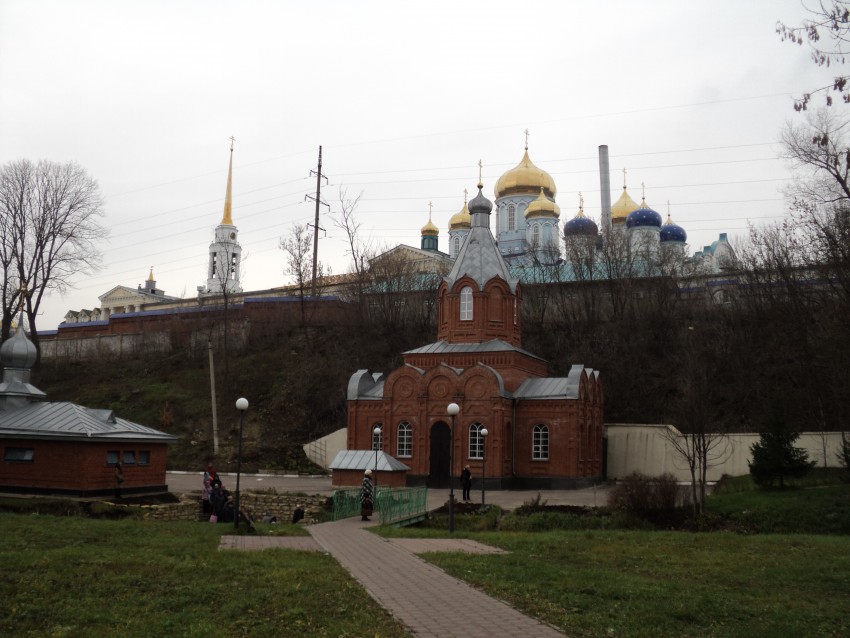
<box><xmin>308</xmin><ymin>517</ymin><xmax>566</xmax><ymax>638</ymax></box>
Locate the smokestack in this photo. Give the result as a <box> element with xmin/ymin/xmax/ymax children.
<box><xmin>598</xmin><ymin>145</ymin><xmax>612</xmax><ymax>234</ymax></box>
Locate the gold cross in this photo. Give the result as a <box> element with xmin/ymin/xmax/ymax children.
<box><xmin>622</xmin><ymin>167</ymin><xmax>627</xmax><ymax>188</ymax></box>
<box><xmin>428</xmin><ymin>201</ymin><xmax>433</xmax><ymax>220</ymax></box>
<box><xmin>524</xmin><ymin>128</ymin><xmax>530</xmax><ymax>149</ymax></box>
<box><xmin>463</xmin><ymin>188</ymin><xmax>468</xmax><ymax>203</ymax></box>
<box><xmin>477</xmin><ymin>159</ymin><xmax>483</xmax><ymax>185</ymax></box>
<box><xmin>579</xmin><ymin>192</ymin><xmax>584</xmax><ymax>209</ymax></box>
<box><xmin>229</xmin><ymin>136</ymin><xmax>236</xmax><ymax>151</ymax></box>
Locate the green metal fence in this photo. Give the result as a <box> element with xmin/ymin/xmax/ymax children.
<box><xmin>332</xmin><ymin>486</ymin><xmax>428</xmax><ymax>527</ymax></box>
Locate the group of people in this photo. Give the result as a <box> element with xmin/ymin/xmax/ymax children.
<box><xmin>202</xmin><ymin>465</ymin><xmax>236</xmax><ymax>523</ymax></box>
<box><xmin>201</xmin><ymin>463</ymin><xmax>306</xmax><ymax>524</ymax></box>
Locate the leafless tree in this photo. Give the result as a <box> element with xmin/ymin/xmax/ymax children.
<box><xmin>280</xmin><ymin>223</ymin><xmax>329</xmax><ymax>323</ymax></box>
<box><xmin>0</xmin><ymin>159</ymin><xmax>106</xmax><ymax>350</ymax></box>
<box><xmin>777</xmin><ymin>1</ymin><xmax>850</xmax><ymax>110</ymax></box>
<box><xmin>664</xmin><ymin>327</ymin><xmax>732</xmax><ymax>515</ymax></box>
<box><xmin>331</xmin><ymin>187</ymin><xmax>369</xmax><ymax>314</ymax></box>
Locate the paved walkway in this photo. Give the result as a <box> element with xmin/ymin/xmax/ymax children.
<box><xmin>308</xmin><ymin>517</ymin><xmax>565</xmax><ymax>638</ymax></box>
<box><xmin>219</xmin><ymin>519</ymin><xmax>565</xmax><ymax>636</ymax></box>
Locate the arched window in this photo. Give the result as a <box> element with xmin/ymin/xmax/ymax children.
<box><xmin>372</xmin><ymin>424</ymin><xmax>382</xmax><ymax>451</ymax></box>
<box><xmin>508</xmin><ymin>203</ymin><xmax>516</xmax><ymax>230</ymax></box>
<box><xmin>532</xmin><ymin>224</ymin><xmax>540</xmax><ymax>248</ymax></box>
<box><xmin>397</xmin><ymin>422</ymin><xmax>412</xmax><ymax>458</ymax></box>
<box><xmin>468</xmin><ymin>423</ymin><xmax>484</xmax><ymax>459</ymax></box>
<box><xmin>452</xmin><ymin>236</ymin><xmax>460</xmax><ymax>256</ymax></box>
<box><xmin>460</xmin><ymin>286</ymin><xmax>473</xmax><ymax>320</ymax></box>
<box><xmin>532</xmin><ymin>424</ymin><xmax>549</xmax><ymax>460</ymax></box>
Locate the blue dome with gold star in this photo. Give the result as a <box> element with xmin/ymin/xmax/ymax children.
<box><xmin>625</xmin><ymin>201</ymin><xmax>662</xmax><ymax>229</ymax></box>
<box><xmin>660</xmin><ymin>213</ymin><xmax>687</xmax><ymax>243</ymax></box>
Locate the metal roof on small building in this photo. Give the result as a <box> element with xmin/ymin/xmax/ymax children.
<box><xmin>0</xmin><ymin>401</ymin><xmax>178</xmax><ymax>443</ymax></box>
<box><xmin>514</xmin><ymin>365</ymin><xmax>594</xmax><ymax>400</ymax></box>
<box><xmin>404</xmin><ymin>338</ymin><xmax>545</xmax><ymax>361</ymax></box>
<box><xmin>329</xmin><ymin>450</ymin><xmax>410</xmax><ymax>472</ymax></box>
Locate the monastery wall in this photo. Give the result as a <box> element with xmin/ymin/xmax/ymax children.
<box><xmin>606</xmin><ymin>423</ymin><xmax>847</xmax><ymax>482</ymax></box>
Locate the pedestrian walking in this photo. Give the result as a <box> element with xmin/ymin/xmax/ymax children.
<box><xmin>461</xmin><ymin>465</ymin><xmax>472</xmax><ymax>501</ymax></box>
<box><xmin>114</xmin><ymin>461</ymin><xmax>124</xmax><ymax>499</ymax></box>
<box><xmin>360</xmin><ymin>470</ymin><xmax>374</xmax><ymax>521</ymax></box>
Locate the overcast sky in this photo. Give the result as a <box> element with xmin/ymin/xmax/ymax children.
<box><xmin>0</xmin><ymin>0</ymin><xmax>832</xmax><ymax>330</ymax></box>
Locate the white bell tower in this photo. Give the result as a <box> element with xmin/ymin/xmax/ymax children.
<box><xmin>206</xmin><ymin>137</ymin><xmax>243</xmax><ymax>295</ymax></box>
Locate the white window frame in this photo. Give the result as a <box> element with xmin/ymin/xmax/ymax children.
<box><xmin>397</xmin><ymin>422</ymin><xmax>412</xmax><ymax>458</ymax></box>
<box><xmin>460</xmin><ymin>286</ymin><xmax>473</xmax><ymax>320</ymax></box>
<box><xmin>468</xmin><ymin>423</ymin><xmax>484</xmax><ymax>460</ymax></box>
<box><xmin>532</xmin><ymin>424</ymin><xmax>549</xmax><ymax>460</ymax></box>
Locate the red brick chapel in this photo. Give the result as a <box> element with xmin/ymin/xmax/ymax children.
<box><xmin>345</xmin><ymin>179</ymin><xmax>604</xmax><ymax>490</ymax></box>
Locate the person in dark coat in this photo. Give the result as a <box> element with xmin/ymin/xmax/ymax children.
<box><xmin>461</xmin><ymin>465</ymin><xmax>472</xmax><ymax>501</ymax></box>
<box><xmin>114</xmin><ymin>461</ymin><xmax>124</xmax><ymax>499</ymax></box>
<box><xmin>291</xmin><ymin>504</ymin><xmax>305</xmax><ymax>524</ymax></box>
<box><xmin>360</xmin><ymin>470</ymin><xmax>374</xmax><ymax>521</ymax></box>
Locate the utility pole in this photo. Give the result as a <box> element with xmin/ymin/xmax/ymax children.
<box><xmin>305</xmin><ymin>146</ymin><xmax>329</xmax><ymax>297</ymax></box>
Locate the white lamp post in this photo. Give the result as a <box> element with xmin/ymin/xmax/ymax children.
<box><xmin>480</xmin><ymin>427</ymin><xmax>489</xmax><ymax>506</ymax></box>
<box><xmin>373</xmin><ymin>426</ymin><xmax>381</xmax><ymax>494</ymax></box>
<box><xmin>233</xmin><ymin>397</ymin><xmax>249</xmax><ymax>530</ymax></box>
<box><xmin>447</xmin><ymin>402</ymin><xmax>460</xmax><ymax>533</ymax></box>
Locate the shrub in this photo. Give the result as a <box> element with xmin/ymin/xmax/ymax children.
<box><xmin>610</xmin><ymin>472</ymin><xmax>682</xmax><ymax>519</ymax></box>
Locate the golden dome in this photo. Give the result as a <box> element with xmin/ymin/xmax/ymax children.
<box><xmin>421</xmin><ymin>216</ymin><xmax>439</xmax><ymax>237</ymax></box>
<box><xmin>494</xmin><ymin>148</ymin><xmax>557</xmax><ymax>199</ymax></box>
<box><xmin>449</xmin><ymin>198</ymin><xmax>471</xmax><ymax>230</ymax></box>
<box><xmin>611</xmin><ymin>186</ymin><xmax>639</xmax><ymax>224</ymax></box>
<box><xmin>525</xmin><ymin>187</ymin><xmax>560</xmax><ymax>219</ymax></box>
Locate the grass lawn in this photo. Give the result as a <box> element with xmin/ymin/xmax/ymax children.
<box><xmin>381</xmin><ymin>528</ymin><xmax>850</xmax><ymax>638</ymax></box>
<box><xmin>0</xmin><ymin>513</ymin><xmax>410</xmax><ymax>638</ymax></box>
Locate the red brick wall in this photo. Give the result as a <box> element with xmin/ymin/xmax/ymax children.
<box><xmin>0</xmin><ymin>439</ymin><xmax>169</xmax><ymax>494</ymax></box>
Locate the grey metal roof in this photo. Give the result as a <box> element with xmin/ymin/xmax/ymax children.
<box><xmin>329</xmin><ymin>450</ymin><xmax>410</xmax><ymax>472</ymax></box>
<box><xmin>514</xmin><ymin>364</ymin><xmax>591</xmax><ymax>399</ymax></box>
<box><xmin>404</xmin><ymin>338</ymin><xmax>545</xmax><ymax>362</ymax></box>
<box><xmin>444</xmin><ymin>225</ymin><xmax>519</xmax><ymax>293</ymax></box>
<box><xmin>0</xmin><ymin>401</ymin><xmax>178</xmax><ymax>443</ymax></box>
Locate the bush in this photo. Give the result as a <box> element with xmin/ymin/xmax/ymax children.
<box><xmin>610</xmin><ymin>472</ymin><xmax>681</xmax><ymax>517</ymax></box>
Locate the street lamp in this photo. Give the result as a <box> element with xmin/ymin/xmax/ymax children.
<box><xmin>373</xmin><ymin>426</ymin><xmax>381</xmax><ymax>494</ymax></box>
<box><xmin>233</xmin><ymin>397</ymin><xmax>249</xmax><ymax>530</ymax></box>
<box><xmin>480</xmin><ymin>427</ymin><xmax>489</xmax><ymax>506</ymax></box>
<box><xmin>447</xmin><ymin>402</ymin><xmax>460</xmax><ymax>533</ymax></box>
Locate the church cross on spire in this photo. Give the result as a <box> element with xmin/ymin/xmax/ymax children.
<box><xmin>463</xmin><ymin>188</ymin><xmax>468</xmax><ymax>204</ymax></box>
<box><xmin>428</xmin><ymin>201</ymin><xmax>433</xmax><ymax>220</ymax></box>
<box><xmin>622</xmin><ymin>167</ymin><xmax>628</xmax><ymax>189</ymax></box>
<box><xmin>524</xmin><ymin>128</ymin><xmax>529</xmax><ymax>150</ymax></box>
<box><xmin>477</xmin><ymin>159</ymin><xmax>483</xmax><ymax>187</ymax></box>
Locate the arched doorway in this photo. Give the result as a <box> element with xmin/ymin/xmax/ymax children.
<box><xmin>428</xmin><ymin>422</ymin><xmax>451</xmax><ymax>488</ymax></box>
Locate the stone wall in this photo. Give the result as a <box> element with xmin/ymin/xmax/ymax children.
<box><xmin>138</xmin><ymin>491</ymin><xmax>328</xmax><ymax>523</ymax></box>
<box><xmin>606</xmin><ymin>424</ymin><xmax>847</xmax><ymax>481</ymax></box>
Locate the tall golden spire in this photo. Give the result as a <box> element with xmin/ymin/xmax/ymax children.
<box><xmin>221</xmin><ymin>136</ymin><xmax>235</xmax><ymax>225</ymax></box>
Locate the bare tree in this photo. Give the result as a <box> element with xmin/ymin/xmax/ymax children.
<box><xmin>664</xmin><ymin>328</ymin><xmax>732</xmax><ymax>515</ymax></box>
<box><xmin>331</xmin><ymin>187</ymin><xmax>369</xmax><ymax>315</ymax></box>
<box><xmin>280</xmin><ymin>223</ymin><xmax>329</xmax><ymax>323</ymax></box>
<box><xmin>0</xmin><ymin>159</ymin><xmax>106</xmax><ymax>349</ymax></box>
<box><xmin>777</xmin><ymin>1</ymin><xmax>850</xmax><ymax>110</ymax></box>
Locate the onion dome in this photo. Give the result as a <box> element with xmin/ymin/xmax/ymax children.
<box><xmin>611</xmin><ymin>185</ymin><xmax>639</xmax><ymax>225</ymax></box>
<box><xmin>0</xmin><ymin>316</ymin><xmax>38</xmax><ymax>370</ymax></box>
<box><xmin>494</xmin><ymin>147</ymin><xmax>557</xmax><ymax>199</ymax></box>
<box><xmin>525</xmin><ymin>187</ymin><xmax>561</xmax><ymax>219</ymax></box>
<box><xmin>660</xmin><ymin>213</ymin><xmax>687</xmax><ymax>243</ymax></box>
<box><xmin>421</xmin><ymin>216</ymin><xmax>439</xmax><ymax>237</ymax></box>
<box><xmin>449</xmin><ymin>194</ymin><xmax>471</xmax><ymax>230</ymax></box>
<box><xmin>563</xmin><ymin>193</ymin><xmax>598</xmax><ymax>237</ymax></box>
<box><xmin>468</xmin><ymin>182</ymin><xmax>493</xmax><ymax>218</ymax></box>
<box><xmin>626</xmin><ymin>197</ymin><xmax>662</xmax><ymax>229</ymax></box>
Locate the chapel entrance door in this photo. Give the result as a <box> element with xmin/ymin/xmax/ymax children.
<box><xmin>428</xmin><ymin>422</ymin><xmax>451</xmax><ymax>488</ymax></box>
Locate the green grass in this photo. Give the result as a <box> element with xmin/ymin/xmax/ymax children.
<box><xmin>704</xmin><ymin>484</ymin><xmax>850</xmax><ymax>534</ymax></box>
<box><xmin>0</xmin><ymin>513</ymin><xmax>410</xmax><ymax>638</ymax></box>
<box><xmin>387</xmin><ymin>528</ymin><xmax>850</xmax><ymax>638</ymax></box>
